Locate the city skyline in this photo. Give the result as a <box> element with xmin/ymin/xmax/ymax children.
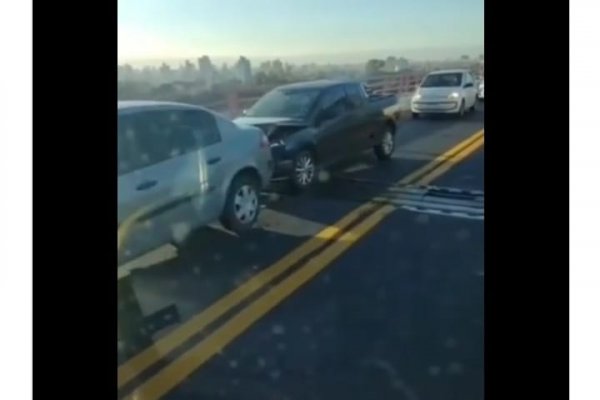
<box><xmin>118</xmin><ymin>0</ymin><xmax>484</xmax><ymax>65</ymax></box>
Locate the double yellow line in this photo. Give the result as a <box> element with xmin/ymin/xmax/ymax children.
<box><xmin>119</xmin><ymin>129</ymin><xmax>484</xmax><ymax>400</ymax></box>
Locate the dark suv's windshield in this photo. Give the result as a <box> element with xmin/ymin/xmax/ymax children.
<box><xmin>421</xmin><ymin>73</ymin><xmax>463</xmax><ymax>87</ymax></box>
<box><xmin>245</xmin><ymin>88</ymin><xmax>321</xmax><ymax>119</ymax></box>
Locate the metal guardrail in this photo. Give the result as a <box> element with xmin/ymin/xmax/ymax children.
<box><xmin>364</xmin><ymin>73</ymin><xmax>424</xmax><ymax>97</ymax></box>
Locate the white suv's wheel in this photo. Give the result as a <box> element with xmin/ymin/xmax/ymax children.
<box><xmin>457</xmin><ymin>99</ymin><xmax>466</xmax><ymax>118</ymax></box>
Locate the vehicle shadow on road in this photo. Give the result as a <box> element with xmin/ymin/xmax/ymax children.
<box><xmin>118</xmin><ymin>218</ymin><xmax>332</xmax><ymax>362</ymax></box>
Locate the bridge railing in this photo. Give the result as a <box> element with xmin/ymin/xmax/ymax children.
<box><xmin>205</xmin><ymin>73</ymin><xmax>425</xmax><ymax>118</ymax></box>
<box><xmin>364</xmin><ymin>72</ymin><xmax>424</xmax><ymax>98</ymax></box>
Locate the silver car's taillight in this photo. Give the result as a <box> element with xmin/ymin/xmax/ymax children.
<box><xmin>260</xmin><ymin>133</ymin><xmax>270</xmax><ymax>149</ymax></box>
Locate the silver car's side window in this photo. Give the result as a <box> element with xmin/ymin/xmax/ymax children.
<box><xmin>178</xmin><ymin>110</ymin><xmax>221</xmax><ymax>148</ymax></box>
<box><xmin>118</xmin><ymin>114</ymin><xmax>143</xmax><ymax>176</ymax></box>
<box><xmin>118</xmin><ymin>110</ymin><xmax>202</xmax><ymax>175</ymax></box>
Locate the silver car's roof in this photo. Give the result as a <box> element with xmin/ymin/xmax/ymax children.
<box><xmin>118</xmin><ymin>100</ymin><xmax>205</xmax><ymax>112</ymax></box>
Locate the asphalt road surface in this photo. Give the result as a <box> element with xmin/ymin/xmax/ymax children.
<box><xmin>118</xmin><ymin>103</ymin><xmax>485</xmax><ymax>400</ymax></box>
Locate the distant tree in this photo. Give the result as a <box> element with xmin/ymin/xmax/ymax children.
<box><xmin>461</xmin><ymin>54</ymin><xmax>470</xmax><ymax>60</ymax></box>
<box><xmin>159</xmin><ymin>63</ymin><xmax>171</xmax><ymax>74</ymax></box>
<box><xmin>272</xmin><ymin>59</ymin><xmax>284</xmax><ymax>77</ymax></box>
<box><xmin>365</xmin><ymin>59</ymin><xmax>386</xmax><ymax>75</ymax></box>
<box><xmin>255</xmin><ymin>71</ymin><xmax>268</xmax><ymax>85</ymax></box>
<box><xmin>284</xmin><ymin>62</ymin><xmax>293</xmax><ymax>77</ymax></box>
<box><xmin>259</xmin><ymin>61</ymin><xmax>272</xmax><ymax>72</ymax></box>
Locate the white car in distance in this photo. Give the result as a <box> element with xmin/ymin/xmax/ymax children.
<box><xmin>411</xmin><ymin>69</ymin><xmax>478</xmax><ymax>118</ymax></box>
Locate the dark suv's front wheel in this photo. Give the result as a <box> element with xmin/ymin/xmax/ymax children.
<box><xmin>290</xmin><ymin>150</ymin><xmax>317</xmax><ymax>193</ymax></box>
<box><xmin>374</xmin><ymin>127</ymin><xmax>396</xmax><ymax>161</ymax></box>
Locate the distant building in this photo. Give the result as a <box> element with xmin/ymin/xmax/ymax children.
<box><xmin>234</xmin><ymin>56</ymin><xmax>252</xmax><ymax>84</ymax></box>
<box><xmin>118</xmin><ymin>64</ymin><xmax>135</xmax><ymax>81</ymax></box>
<box><xmin>197</xmin><ymin>55</ymin><xmax>216</xmax><ymax>88</ymax></box>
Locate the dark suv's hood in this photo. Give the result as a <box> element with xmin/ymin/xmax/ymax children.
<box><xmin>234</xmin><ymin>116</ymin><xmax>309</xmax><ymax>137</ymax></box>
<box><xmin>234</xmin><ymin>116</ymin><xmax>298</xmax><ymax>126</ymax></box>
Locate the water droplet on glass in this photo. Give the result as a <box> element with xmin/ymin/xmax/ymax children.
<box><xmin>257</xmin><ymin>357</ymin><xmax>267</xmax><ymax>368</ymax></box>
<box><xmin>318</xmin><ymin>170</ymin><xmax>330</xmax><ymax>182</ymax></box>
<box><xmin>456</xmin><ymin>228</ymin><xmax>470</xmax><ymax>240</ymax></box>
<box><xmin>416</xmin><ymin>214</ymin><xmax>429</xmax><ymax>224</ymax></box>
<box><xmin>268</xmin><ymin>192</ymin><xmax>281</xmax><ymax>202</ymax></box>
<box><xmin>428</xmin><ymin>365</ymin><xmax>441</xmax><ymax>376</ymax></box>
<box><xmin>445</xmin><ymin>338</ymin><xmax>457</xmax><ymax>349</ymax></box>
<box><xmin>229</xmin><ymin>360</ymin><xmax>238</xmax><ymax>369</ymax></box>
<box><xmin>447</xmin><ymin>362</ymin><xmax>463</xmax><ymax>375</ymax></box>
<box><xmin>272</xmin><ymin>324</ymin><xmax>285</xmax><ymax>335</ymax></box>
<box><xmin>171</xmin><ymin>222</ymin><xmax>191</xmax><ymax>244</ymax></box>
<box><xmin>269</xmin><ymin>369</ymin><xmax>281</xmax><ymax>380</ymax></box>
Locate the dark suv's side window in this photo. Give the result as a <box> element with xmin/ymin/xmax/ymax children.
<box><xmin>319</xmin><ymin>86</ymin><xmax>348</xmax><ymax>120</ymax></box>
<box><xmin>345</xmin><ymin>84</ymin><xmax>364</xmax><ymax>109</ymax></box>
<box><xmin>117</xmin><ymin>108</ymin><xmax>221</xmax><ymax>175</ymax></box>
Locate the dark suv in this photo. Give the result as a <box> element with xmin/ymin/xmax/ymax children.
<box><xmin>234</xmin><ymin>80</ymin><xmax>399</xmax><ymax>191</ymax></box>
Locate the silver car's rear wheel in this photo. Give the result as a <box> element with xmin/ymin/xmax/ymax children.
<box><xmin>220</xmin><ymin>173</ymin><xmax>261</xmax><ymax>233</ymax></box>
<box><xmin>233</xmin><ymin>185</ymin><xmax>258</xmax><ymax>224</ymax></box>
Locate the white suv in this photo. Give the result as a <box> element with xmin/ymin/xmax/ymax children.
<box><xmin>411</xmin><ymin>69</ymin><xmax>478</xmax><ymax>118</ymax></box>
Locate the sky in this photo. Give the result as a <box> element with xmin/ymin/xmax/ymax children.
<box><xmin>118</xmin><ymin>0</ymin><xmax>484</xmax><ymax>66</ymax></box>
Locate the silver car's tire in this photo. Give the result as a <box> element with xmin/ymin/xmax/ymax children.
<box><xmin>220</xmin><ymin>173</ymin><xmax>261</xmax><ymax>234</ymax></box>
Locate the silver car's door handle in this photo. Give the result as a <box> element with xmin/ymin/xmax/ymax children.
<box><xmin>136</xmin><ymin>180</ymin><xmax>157</xmax><ymax>191</ymax></box>
<box><xmin>208</xmin><ymin>157</ymin><xmax>221</xmax><ymax>165</ymax></box>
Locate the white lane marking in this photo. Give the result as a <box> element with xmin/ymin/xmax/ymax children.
<box><xmin>117</xmin><ymin>244</ymin><xmax>178</xmax><ymax>281</ymax></box>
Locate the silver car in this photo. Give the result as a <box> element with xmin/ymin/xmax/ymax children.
<box><xmin>118</xmin><ymin>101</ymin><xmax>273</xmax><ymax>264</ymax></box>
